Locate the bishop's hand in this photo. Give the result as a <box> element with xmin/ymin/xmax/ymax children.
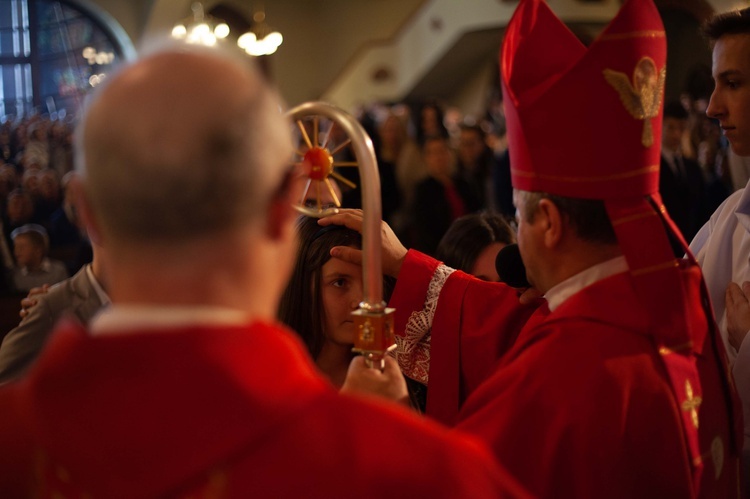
<box><xmin>318</xmin><ymin>209</ymin><xmax>407</xmax><ymax>278</ymax></box>
<box><xmin>726</xmin><ymin>281</ymin><xmax>750</xmax><ymax>351</ymax></box>
<box><xmin>341</xmin><ymin>355</ymin><xmax>411</xmax><ymax>408</ymax></box>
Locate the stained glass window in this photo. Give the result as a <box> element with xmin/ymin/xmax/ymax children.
<box><xmin>0</xmin><ymin>0</ymin><xmax>123</xmax><ymax>119</ymax></box>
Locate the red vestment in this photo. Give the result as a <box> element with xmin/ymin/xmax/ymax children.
<box><xmin>390</xmin><ymin>250</ymin><xmax>539</xmax><ymax>424</ymax></box>
<box><xmin>0</xmin><ymin>320</ymin><xmax>528</xmax><ymax>498</ymax></box>
<box><xmin>390</xmin><ymin>251</ymin><xmax>739</xmax><ymax>498</ymax></box>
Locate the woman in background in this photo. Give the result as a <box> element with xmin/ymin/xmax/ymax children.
<box><xmin>411</xmin><ymin>136</ymin><xmax>482</xmax><ymax>255</ymax></box>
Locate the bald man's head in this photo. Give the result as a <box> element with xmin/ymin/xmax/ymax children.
<box><xmin>76</xmin><ymin>47</ymin><xmax>292</xmax><ymax>244</ymax></box>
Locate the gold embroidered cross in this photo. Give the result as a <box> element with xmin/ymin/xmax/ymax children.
<box><xmin>681</xmin><ymin>379</ymin><xmax>702</xmax><ymax>429</ymax></box>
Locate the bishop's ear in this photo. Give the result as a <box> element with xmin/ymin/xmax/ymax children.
<box><xmin>537</xmin><ymin>198</ymin><xmax>564</xmax><ymax>249</ymax></box>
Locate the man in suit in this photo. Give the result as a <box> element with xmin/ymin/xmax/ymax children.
<box><xmin>659</xmin><ymin>100</ymin><xmax>708</xmax><ymax>245</ymax></box>
<box><xmin>0</xmin><ymin>241</ymin><xmax>106</xmax><ymax>384</ymax></box>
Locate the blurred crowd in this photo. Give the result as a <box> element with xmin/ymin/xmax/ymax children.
<box><xmin>0</xmin><ymin>71</ymin><xmax>746</xmax><ymax>295</ymax></box>
<box><xmin>0</xmin><ymin>115</ymin><xmax>88</xmax><ymax>295</ymax></box>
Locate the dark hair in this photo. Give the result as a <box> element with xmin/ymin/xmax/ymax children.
<box><xmin>703</xmin><ymin>7</ymin><xmax>750</xmax><ymax>41</ymax></box>
<box><xmin>435</xmin><ymin>212</ymin><xmax>515</xmax><ymax>274</ymax></box>
<box><xmin>414</xmin><ymin>100</ymin><xmax>449</xmax><ymax>145</ymax></box>
<box><xmin>278</xmin><ymin>216</ymin><xmax>395</xmax><ymax>359</ymax></box>
<box><xmin>459</xmin><ymin>123</ymin><xmax>486</xmax><ymax>139</ymax></box>
<box><xmin>520</xmin><ymin>191</ymin><xmax>618</xmax><ymax>246</ymax></box>
<box><xmin>12</xmin><ymin>229</ymin><xmax>46</xmax><ymax>252</ymax></box>
<box><xmin>663</xmin><ymin>100</ymin><xmax>689</xmax><ymax>121</ymax></box>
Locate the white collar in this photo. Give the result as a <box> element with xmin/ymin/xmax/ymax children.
<box><xmin>544</xmin><ymin>256</ymin><xmax>629</xmax><ymax>312</ymax></box>
<box><xmin>85</xmin><ymin>264</ymin><xmax>110</xmax><ymax>307</ymax></box>
<box><xmin>90</xmin><ymin>304</ymin><xmax>250</xmax><ymax>336</ymax></box>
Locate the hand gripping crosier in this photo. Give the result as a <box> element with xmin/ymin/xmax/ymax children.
<box><xmin>286</xmin><ymin>102</ymin><xmax>396</xmax><ymax>370</ymax></box>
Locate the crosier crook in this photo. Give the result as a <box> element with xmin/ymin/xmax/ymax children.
<box><xmin>286</xmin><ymin>102</ymin><xmax>396</xmax><ymax>370</ymax></box>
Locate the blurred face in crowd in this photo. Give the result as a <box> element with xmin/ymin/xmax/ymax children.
<box><xmin>458</xmin><ymin>128</ymin><xmax>486</xmax><ymax>167</ymax></box>
<box><xmin>379</xmin><ymin>115</ymin><xmax>403</xmax><ymax>149</ymax></box>
<box><xmin>421</xmin><ymin>106</ymin><xmax>441</xmax><ymax>136</ymax></box>
<box><xmin>13</xmin><ymin>233</ymin><xmax>43</xmax><ymax>269</ymax></box>
<box><xmin>423</xmin><ymin>138</ymin><xmax>453</xmax><ymax>178</ymax></box>
<box><xmin>662</xmin><ymin>117</ymin><xmax>686</xmax><ymax>153</ymax></box>
<box><xmin>22</xmin><ymin>170</ymin><xmax>39</xmax><ymax>196</ymax></box>
<box><xmin>320</xmin><ymin>251</ymin><xmax>363</xmax><ymax>347</ymax></box>
<box><xmin>707</xmin><ymin>33</ymin><xmax>750</xmax><ymax>155</ymax></box>
<box><xmin>39</xmin><ymin>170</ymin><xmax>60</xmax><ymax>201</ymax></box>
<box><xmin>7</xmin><ymin>191</ymin><xmax>33</xmax><ymax>223</ymax></box>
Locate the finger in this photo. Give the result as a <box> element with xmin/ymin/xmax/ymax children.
<box><xmin>347</xmin><ymin>355</ymin><xmax>370</xmax><ymax>373</ymax></box>
<box><xmin>727</xmin><ymin>282</ymin><xmax>743</xmax><ymax>307</ymax></box>
<box><xmin>330</xmin><ymin>246</ymin><xmax>363</xmax><ymax>266</ymax></box>
<box><xmin>381</xmin><ymin>356</ymin><xmax>403</xmax><ymax>377</ymax></box>
<box><xmin>318</xmin><ymin>210</ymin><xmax>364</xmax><ymax>232</ymax></box>
<box><xmin>742</xmin><ymin>281</ymin><xmax>750</xmax><ymax>297</ymax></box>
<box><xmin>20</xmin><ymin>297</ymin><xmax>38</xmax><ymax>307</ymax></box>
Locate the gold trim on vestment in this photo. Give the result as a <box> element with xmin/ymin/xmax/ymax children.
<box><xmin>682</xmin><ymin>380</ymin><xmax>702</xmax><ymax>429</ymax></box>
<box><xmin>631</xmin><ymin>260</ymin><xmax>679</xmax><ymax>277</ymax></box>
<box><xmin>658</xmin><ymin>342</ymin><xmax>694</xmax><ymax>355</ymax></box>
<box><xmin>511</xmin><ymin>165</ymin><xmax>658</xmax><ymax>183</ymax></box>
<box><xmin>611</xmin><ymin>211</ymin><xmax>656</xmax><ymax>226</ymax></box>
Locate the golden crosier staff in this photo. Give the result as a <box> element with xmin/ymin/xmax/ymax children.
<box><xmin>286</xmin><ymin>102</ymin><xmax>396</xmax><ymax>370</ymax></box>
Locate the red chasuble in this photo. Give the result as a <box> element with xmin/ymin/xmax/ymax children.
<box><xmin>0</xmin><ymin>320</ymin><xmax>528</xmax><ymax>498</ymax></box>
<box><xmin>391</xmin><ymin>252</ymin><xmax>738</xmax><ymax>498</ymax></box>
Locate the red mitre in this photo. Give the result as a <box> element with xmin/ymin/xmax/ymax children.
<box><xmin>500</xmin><ymin>0</ymin><xmax>739</xmax><ymax>491</ymax></box>
<box><xmin>501</xmin><ymin>0</ymin><xmax>692</xmax><ymax>345</ymax></box>
<box><xmin>502</xmin><ymin>0</ymin><xmax>665</xmax><ymax>199</ymax></box>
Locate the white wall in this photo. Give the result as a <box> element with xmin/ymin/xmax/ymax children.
<box><xmin>77</xmin><ymin>0</ymin><xmax>749</xmax><ymax>114</ymax></box>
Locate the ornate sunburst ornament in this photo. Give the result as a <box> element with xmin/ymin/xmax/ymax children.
<box><xmin>292</xmin><ymin>115</ymin><xmax>358</xmax><ymax>217</ymax></box>
<box><xmin>603</xmin><ymin>57</ymin><xmax>666</xmax><ymax>147</ymax></box>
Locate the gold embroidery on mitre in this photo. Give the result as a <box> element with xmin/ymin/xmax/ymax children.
<box><xmin>682</xmin><ymin>379</ymin><xmax>702</xmax><ymax>429</ymax></box>
<box><xmin>510</xmin><ymin>164</ymin><xmax>658</xmax><ymax>183</ymax></box>
<box><xmin>600</xmin><ymin>30</ymin><xmax>666</xmax><ymax>41</ymax></box>
<box><xmin>611</xmin><ymin>210</ymin><xmax>657</xmax><ymax>226</ymax></box>
<box><xmin>603</xmin><ymin>57</ymin><xmax>666</xmax><ymax>147</ymax></box>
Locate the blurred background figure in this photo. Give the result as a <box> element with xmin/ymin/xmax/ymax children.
<box><xmin>414</xmin><ymin>100</ymin><xmax>449</xmax><ymax>147</ymax></box>
<box><xmin>10</xmin><ymin>224</ymin><xmax>67</xmax><ymax>292</ymax></box>
<box><xmin>457</xmin><ymin>123</ymin><xmax>497</xmax><ymax>210</ymax></box>
<box><xmin>411</xmin><ymin>136</ymin><xmax>481</xmax><ymax>255</ymax></box>
<box><xmin>659</xmin><ymin>100</ymin><xmax>708</xmax><ymax>247</ymax></box>
<box><xmin>3</xmin><ymin>189</ymin><xmax>36</xmax><ymax>250</ymax></box>
<box><xmin>377</xmin><ymin>111</ymin><xmax>425</xmax><ymax>238</ymax></box>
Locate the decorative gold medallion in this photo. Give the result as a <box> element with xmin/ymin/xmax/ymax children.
<box><xmin>681</xmin><ymin>379</ymin><xmax>702</xmax><ymax>429</ymax></box>
<box><xmin>603</xmin><ymin>57</ymin><xmax>666</xmax><ymax>147</ymax></box>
